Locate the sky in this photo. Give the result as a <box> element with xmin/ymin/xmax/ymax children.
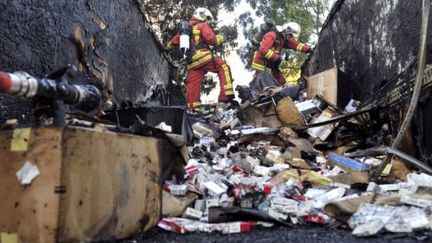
<box><xmin>201</xmin><ymin>0</ymin><xmax>336</xmax><ymax>103</ymax></box>
<box><xmin>201</xmin><ymin>0</ymin><xmax>257</xmax><ymax>103</ymax></box>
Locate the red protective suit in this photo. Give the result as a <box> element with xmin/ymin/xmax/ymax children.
<box><xmin>167</xmin><ymin>17</ymin><xmax>234</xmax><ymax>111</ymax></box>
<box><xmin>251</xmin><ymin>31</ymin><xmax>311</xmax><ymax>85</ymax></box>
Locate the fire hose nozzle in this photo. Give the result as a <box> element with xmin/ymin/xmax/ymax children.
<box><xmin>0</xmin><ymin>71</ymin><xmax>38</xmax><ymax>97</ymax></box>
<box><xmin>0</xmin><ymin>71</ymin><xmax>12</xmax><ymax>92</ymax></box>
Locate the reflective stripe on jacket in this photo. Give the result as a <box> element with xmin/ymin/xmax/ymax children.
<box><xmin>251</xmin><ymin>31</ymin><xmax>311</xmax><ymax>72</ymax></box>
<box><xmin>167</xmin><ymin>17</ymin><xmax>224</xmax><ymax>70</ymax></box>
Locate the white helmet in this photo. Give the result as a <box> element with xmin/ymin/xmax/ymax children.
<box><xmin>276</xmin><ymin>22</ymin><xmax>301</xmax><ymax>39</ymax></box>
<box><xmin>193</xmin><ymin>7</ymin><xmax>214</xmax><ymax>22</ymax></box>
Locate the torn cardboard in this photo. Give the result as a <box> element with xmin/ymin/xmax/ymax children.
<box><xmin>276</xmin><ymin>97</ymin><xmax>305</xmax><ymax>126</ymax></box>
<box><xmin>306</xmin><ymin>67</ymin><xmax>337</xmax><ymax>106</ymax></box>
<box><xmin>162</xmin><ymin>191</ymin><xmax>199</xmax><ymax>217</ymax></box>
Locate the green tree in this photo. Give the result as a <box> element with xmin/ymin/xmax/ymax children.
<box><xmin>138</xmin><ymin>0</ymin><xmax>240</xmax><ymax>47</ymax></box>
<box><xmin>138</xmin><ymin>0</ymin><xmax>330</xmax><ymax>93</ymax></box>
<box><xmin>306</xmin><ymin>0</ymin><xmax>333</xmax><ymax>35</ymax></box>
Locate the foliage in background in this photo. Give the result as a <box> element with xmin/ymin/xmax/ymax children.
<box><xmin>139</xmin><ymin>0</ymin><xmax>331</xmax><ymax>92</ymax></box>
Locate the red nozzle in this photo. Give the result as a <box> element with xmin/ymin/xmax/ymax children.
<box><xmin>0</xmin><ymin>71</ymin><xmax>12</xmax><ymax>92</ymax></box>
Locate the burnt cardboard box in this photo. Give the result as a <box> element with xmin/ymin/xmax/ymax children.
<box><xmin>0</xmin><ymin>127</ymin><xmax>166</xmax><ymax>242</ymax></box>
<box><xmin>306</xmin><ymin>66</ymin><xmax>352</xmax><ymax>109</ymax></box>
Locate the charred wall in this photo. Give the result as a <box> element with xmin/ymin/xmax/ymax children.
<box><xmin>304</xmin><ymin>0</ymin><xmax>432</xmax><ymax>161</ymax></box>
<box><xmin>0</xmin><ymin>0</ymin><xmax>170</xmax><ymax>123</ymax></box>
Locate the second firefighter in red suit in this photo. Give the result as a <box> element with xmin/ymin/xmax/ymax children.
<box><xmin>251</xmin><ymin>22</ymin><xmax>313</xmax><ymax>85</ymax></box>
<box><xmin>167</xmin><ymin>8</ymin><xmax>235</xmax><ymax>111</ymax></box>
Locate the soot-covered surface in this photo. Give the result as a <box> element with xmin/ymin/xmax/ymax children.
<box><xmin>0</xmin><ymin>0</ymin><xmax>170</xmax><ymax>124</ymax></box>
<box><xmin>304</xmin><ymin>0</ymin><xmax>432</xmax><ymax>162</ymax></box>
<box><xmin>304</xmin><ymin>0</ymin><xmax>432</xmax><ymax>101</ymax></box>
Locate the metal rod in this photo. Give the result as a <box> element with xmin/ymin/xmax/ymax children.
<box><xmin>385</xmin><ymin>147</ymin><xmax>432</xmax><ymax>174</ymax></box>
<box><xmin>348</xmin><ymin>146</ymin><xmax>432</xmax><ymax>174</ymax></box>
<box><xmin>293</xmin><ymin>106</ymin><xmax>375</xmax><ymax>129</ymax></box>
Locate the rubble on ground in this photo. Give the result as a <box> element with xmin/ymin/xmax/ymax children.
<box><xmin>156</xmin><ymin>81</ymin><xmax>432</xmax><ymax>238</ymax></box>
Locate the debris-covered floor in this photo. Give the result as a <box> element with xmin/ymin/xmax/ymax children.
<box><xmin>118</xmin><ymin>69</ymin><xmax>432</xmax><ymax>240</ymax></box>
<box><xmin>3</xmin><ymin>1</ymin><xmax>432</xmax><ymax>242</ymax></box>
<box><xmin>3</xmin><ymin>64</ymin><xmax>432</xmax><ymax>242</ymax></box>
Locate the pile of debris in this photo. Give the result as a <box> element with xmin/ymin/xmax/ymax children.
<box><xmin>156</xmin><ymin>78</ymin><xmax>432</xmax><ymax>238</ymax></box>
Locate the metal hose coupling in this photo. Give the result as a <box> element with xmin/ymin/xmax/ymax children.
<box><xmin>0</xmin><ymin>70</ymin><xmax>101</xmax><ymax>111</ymax></box>
<box><xmin>0</xmin><ymin>71</ymin><xmax>38</xmax><ymax>97</ymax></box>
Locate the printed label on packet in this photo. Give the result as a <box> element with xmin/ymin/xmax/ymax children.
<box><xmin>184</xmin><ymin>207</ymin><xmax>203</xmax><ymax>220</ymax></box>
<box><xmin>206</xmin><ymin>198</ymin><xmax>220</xmax><ymax>208</ymax></box>
<box><xmin>169</xmin><ymin>185</ymin><xmax>187</xmax><ymax>196</ymax></box>
<box><xmin>228</xmin><ymin>223</ymin><xmax>241</xmax><ymax>233</ymax></box>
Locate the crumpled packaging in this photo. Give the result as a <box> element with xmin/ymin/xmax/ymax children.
<box><xmin>390</xmin><ymin>158</ymin><xmax>411</xmax><ymax>181</ymax></box>
<box><xmin>328</xmin><ymin>171</ymin><xmax>369</xmax><ymax>185</ymax></box>
<box><xmin>271</xmin><ymin>169</ymin><xmax>332</xmax><ymax>186</ymax></box>
<box><xmin>325</xmin><ymin>194</ymin><xmax>374</xmax><ymax>222</ymax></box>
<box><xmin>162</xmin><ymin>191</ymin><xmax>199</xmax><ymax>217</ymax></box>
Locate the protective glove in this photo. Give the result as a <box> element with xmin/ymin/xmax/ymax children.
<box><xmin>227</xmin><ymin>96</ymin><xmax>239</xmax><ymax>108</ymax></box>
<box><xmin>216</xmin><ymin>34</ymin><xmax>225</xmax><ymax>45</ymax></box>
<box><xmin>307</xmin><ymin>45</ymin><xmax>316</xmax><ymax>54</ymax></box>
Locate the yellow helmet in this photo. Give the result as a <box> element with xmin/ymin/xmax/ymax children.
<box><xmin>193</xmin><ymin>7</ymin><xmax>214</xmax><ymax>22</ymax></box>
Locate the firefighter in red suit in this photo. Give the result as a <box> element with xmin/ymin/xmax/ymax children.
<box><xmin>251</xmin><ymin>22</ymin><xmax>314</xmax><ymax>85</ymax></box>
<box><xmin>167</xmin><ymin>7</ymin><xmax>235</xmax><ymax>111</ymax></box>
